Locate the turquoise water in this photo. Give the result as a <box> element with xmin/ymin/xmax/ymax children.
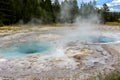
<box><xmin>78</xmin><ymin>36</ymin><xmax>116</xmax><ymax>43</ymax></box>
<box><xmin>0</xmin><ymin>36</ymin><xmax>116</xmax><ymax>59</ymax></box>
<box><xmin>92</xmin><ymin>36</ymin><xmax>116</xmax><ymax>43</ymax></box>
<box><xmin>0</xmin><ymin>41</ymin><xmax>52</xmax><ymax>59</ymax></box>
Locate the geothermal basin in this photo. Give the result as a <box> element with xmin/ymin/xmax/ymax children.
<box><xmin>0</xmin><ymin>26</ymin><xmax>119</xmax><ymax>80</ymax></box>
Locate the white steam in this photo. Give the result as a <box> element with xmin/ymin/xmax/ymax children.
<box><xmin>53</xmin><ymin>1</ymin><xmax>102</xmax><ymax>57</ymax></box>
<box><xmin>60</xmin><ymin>1</ymin><xmax>72</xmax><ymax>23</ymax></box>
<box><xmin>59</xmin><ymin>1</ymin><xmax>101</xmax><ymax>39</ymax></box>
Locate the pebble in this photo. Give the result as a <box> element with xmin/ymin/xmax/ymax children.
<box><xmin>73</xmin><ymin>54</ymin><xmax>81</xmax><ymax>61</ymax></box>
<box><xmin>96</xmin><ymin>46</ymin><xmax>104</xmax><ymax>52</ymax></box>
<box><xmin>102</xmin><ymin>51</ymin><xmax>110</xmax><ymax>56</ymax></box>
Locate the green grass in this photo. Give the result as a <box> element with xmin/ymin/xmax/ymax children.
<box><xmin>104</xmin><ymin>71</ymin><xmax>120</xmax><ymax>80</ymax></box>
<box><xmin>88</xmin><ymin>71</ymin><xmax>120</xmax><ymax>80</ymax></box>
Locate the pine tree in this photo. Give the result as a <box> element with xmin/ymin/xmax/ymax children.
<box><xmin>102</xmin><ymin>3</ymin><xmax>109</xmax><ymax>23</ymax></box>
<box><xmin>93</xmin><ymin>0</ymin><xmax>96</xmax><ymax>6</ymax></box>
<box><xmin>60</xmin><ymin>0</ymin><xmax>71</xmax><ymax>23</ymax></box>
<box><xmin>70</xmin><ymin>0</ymin><xmax>79</xmax><ymax>22</ymax></box>
<box><xmin>53</xmin><ymin>0</ymin><xmax>60</xmax><ymax>12</ymax></box>
<box><xmin>44</xmin><ymin>0</ymin><xmax>55</xmax><ymax>23</ymax></box>
<box><xmin>79</xmin><ymin>1</ymin><xmax>96</xmax><ymax>18</ymax></box>
<box><xmin>53</xmin><ymin>0</ymin><xmax>60</xmax><ymax>22</ymax></box>
<box><xmin>103</xmin><ymin>3</ymin><xmax>109</xmax><ymax>12</ymax></box>
<box><xmin>0</xmin><ymin>0</ymin><xmax>16</xmax><ymax>25</ymax></box>
<box><xmin>32</xmin><ymin>0</ymin><xmax>42</xmax><ymax>18</ymax></box>
<box><xmin>12</xmin><ymin>0</ymin><xmax>23</xmax><ymax>23</ymax></box>
<box><xmin>22</xmin><ymin>0</ymin><xmax>34</xmax><ymax>23</ymax></box>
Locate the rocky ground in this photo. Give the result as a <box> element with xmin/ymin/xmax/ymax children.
<box><xmin>0</xmin><ymin>25</ymin><xmax>119</xmax><ymax>80</ymax></box>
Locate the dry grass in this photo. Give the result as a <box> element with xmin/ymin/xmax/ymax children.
<box><xmin>105</xmin><ymin>22</ymin><xmax>120</xmax><ymax>26</ymax></box>
<box><xmin>0</xmin><ymin>24</ymin><xmax>59</xmax><ymax>32</ymax></box>
<box><xmin>0</xmin><ymin>25</ymin><xmax>21</xmax><ymax>31</ymax></box>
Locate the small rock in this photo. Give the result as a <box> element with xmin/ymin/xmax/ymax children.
<box><xmin>96</xmin><ymin>46</ymin><xmax>104</xmax><ymax>52</ymax></box>
<box><xmin>102</xmin><ymin>51</ymin><xmax>110</xmax><ymax>56</ymax></box>
<box><xmin>73</xmin><ymin>54</ymin><xmax>81</xmax><ymax>61</ymax></box>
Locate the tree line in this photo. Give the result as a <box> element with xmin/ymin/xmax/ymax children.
<box><xmin>0</xmin><ymin>0</ymin><xmax>120</xmax><ymax>26</ymax></box>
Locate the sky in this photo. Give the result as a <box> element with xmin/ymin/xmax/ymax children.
<box><xmin>57</xmin><ymin>0</ymin><xmax>120</xmax><ymax>12</ymax></box>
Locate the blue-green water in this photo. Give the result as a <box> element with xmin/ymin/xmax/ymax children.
<box><xmin>0</xmin><ymin>36</ymin><xmax>116</xmax><ymax>59</ymax></box>
<box><xmin>0</xmin><ymin>41</ymin><xmax>52</xmax><ymax>59</ymax></box>
<box><xmin>92</xmin><ymin>36</ymin><xmax>116</xmax><ymax>43</ymax></box>
<box><xmin>78</xmin><ymin>36</ymin><xmax>116</xmax><ymax>43</ymax></box>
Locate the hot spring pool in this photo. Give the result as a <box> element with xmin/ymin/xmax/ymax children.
<box><xmin>78</xmin><ymin>36</ymin><xmax>117</xmax><ymax>44</ymax></box>
<box><xmin>0</xmin><ymin>41</ymin><xmax>53</xmax><ymax>59</ymax></box>
<box><xmin>91</xmin><ymin>36</ymin><xmax>116</xmax><ymax>43</ymax></box>
<box><xmin>0</xmin><ymin>34</ymin><xmax>117</xmax><ymax>59</ymax></box>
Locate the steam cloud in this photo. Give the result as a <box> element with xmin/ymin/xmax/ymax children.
<box><xmin>59</xmin><ymin>0</ymin><xmax>101</xmax><ymax>39</ymax></box>
<box><xmin>55</xmin><ymin>1</ymin><xmax>102</xmax><ymax>55</ymax></box>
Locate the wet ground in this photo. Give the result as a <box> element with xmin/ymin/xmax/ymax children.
<box><xmin>0</xmin><ymin>25</ymin><xmax>120</xmax><ymax>80</ymax></box>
